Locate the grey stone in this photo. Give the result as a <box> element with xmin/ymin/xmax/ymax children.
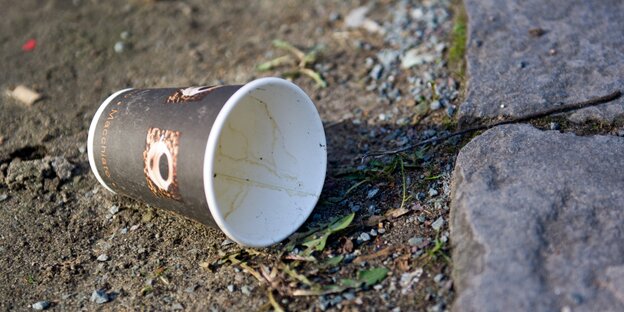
<box><xmin>108</xmin><ymin>205</ymin><xmax>119</xmax><ymax>215</ymax></box>
<box><xmin>376</xmin><ymin>50</ymin><xmax>400</xmax><ymax>69</ymax></box>
<box><xmin>31</xmin><ymin>300</ymin><xmax>50</xmax><ymax>310</ymax></box>
<box><xmin>241</xmin><ymin>285</ymin><xmax>251</xmax><ymax>296</ymax></box>
<box><xmin>97</xmin><ymin>254</ymin><xmax>109</xmax><ymax>262</ymax></box>
<box><xmin>401</xmin><ymin>48</ymin><xmax>435</xmax><ymax>69</ymax></box>
<box><xmin>430</xmin><ymin>100</ymin><xmax>441</xmax><ymax>111</ymax></box>
<box><xmin>431</xmin><ymin>217</ymin><xmax>444</xmax><ymax>231</ymax></box>
<box><xmin>408</xmin><ymin>236</ymin><xmax>423</xmax><ymax>246</ymax></box>
<box><xmin>90</xmin><ymin>290</ymin><xmax>109</xmax><ymax>304</ymax></box>
<box><xmin>366</xmin><ymin>188</ymin><xmax>379</xmax><ymax>199</ymax></box>
<box><xmin>428</xmin><ymin>188</ymin><xmax>438</xmax><ymax>197</ymax></box>
<box><xmin>370</xmin><ymin>64</ymin><xmax>383</xmax><ymax>80</ymax></box>
<box><xmin>451</xmin><ymin>124</ymin><xmax>624</xmax><ymax>312</ymax></box>
<box><xmin>113</xmin><ymin>41</ymin><xmax>125</xmax><ymax>53</ymax></box>
<box><xmin>50</xmin><ymin>156</ymin><xmax>74</xmax><ymax>181</ymax></box>
<box><xmin>345</xmin><ymin>6</ymin><xmax>369</xmax><ymax>28</ymax></box>
<box><xmin>459</xmin><ymin>0</ymin><xmax>624</xmax><ymax>126</ymax></box>
<box><xmin>358</xmin><ymin>232</ymin><xmax>371</xmax><ymax>242</ymax></box>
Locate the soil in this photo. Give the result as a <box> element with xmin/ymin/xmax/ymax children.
<box><xmin>0</xmin><ymin>0</ymin><xmax>462</xmax><ymax>311</ymax></box>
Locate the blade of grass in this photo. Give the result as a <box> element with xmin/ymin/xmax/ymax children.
<box><xmin>257</xmin><ymin>55</ymin><xmax>294</xmax><ymax>71</ymax></box>
<box><xmin>298</xmin><ymin>68</ymin><xmax>327</xmax><ymax>88</ymax></box>
<box><xmin>273</xmin><ymin>39</ymin><xmax>305</xmax><ymax>60</ymax></box>
<box><xmin>267</xmin><ymin>290</ymin><xmax>285</xmax><ymax>312</ymax></box>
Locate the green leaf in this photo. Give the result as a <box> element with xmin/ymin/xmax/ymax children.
<box><xmin>300</xmin><ymin>213</ymin><xmax>355</xmax><ymax>255</ymax></box>
<box><xmin>358</xmin><ymin>267</ymin><xmax>389</xmax><ymax>287</ymax></box>
<box><xmin>321</xmin><ymin>255</ymin><xmax>344</xmax><ymax>268</ymax></box>
<box><xmin>328</xmin><ymin>212</ymin><xmax>355</xmax><ymax>232</ymax></box>
<box><xmin>339</xmin><ymin>278</ymin><xmax>361</xmax><ymax>288</ymax></box>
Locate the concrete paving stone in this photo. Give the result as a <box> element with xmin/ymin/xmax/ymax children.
<box><xmin>459</xmin><ymin>0</ymin><xmax>624</xmax><ymax>126</ymax></box>
<box><xmin>451</xmin><ymin>124</ymin><xmax>624</xmax><ymax>312</ymax></box>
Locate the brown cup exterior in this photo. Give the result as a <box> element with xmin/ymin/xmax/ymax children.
<box><xmin>88</xmin><ymin>86</ymin><xmax>242</xmax><ymax>227</ymax></box>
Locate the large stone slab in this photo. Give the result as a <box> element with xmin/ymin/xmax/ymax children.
<box><xmin>450</xmin><ymin>124</ymin><xmax>624</xmax><ymax>312</ymax></box>
<box><xmin>459</xmin><ymin>0</ymin><xmax>624</xmax><ymax>125</ymax></box>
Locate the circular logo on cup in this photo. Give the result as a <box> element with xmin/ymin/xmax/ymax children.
<box><xmin>143</xmin><ymin>127</ymin><xmax>182</xmax><ymax>200</ymax></box>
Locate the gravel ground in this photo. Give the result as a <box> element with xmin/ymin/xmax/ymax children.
<box><xmin>0</xmin><ymin>0</ymin><xmax>463</xmax><ymax>310</ymax></box>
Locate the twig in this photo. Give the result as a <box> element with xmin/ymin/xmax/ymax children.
<box><xmin>364</xmin><ymin>90</ymin><xmax>622</xmax><ymax>159</ymax></box>
<box><xmin>267</xmin><ymin>290</ymin><xmax>285</xmax><ymax>312</ymax></box>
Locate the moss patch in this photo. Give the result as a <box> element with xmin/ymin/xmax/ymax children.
<box><xmin>448</xmin><ymin>0</ymin><xmax>468</xmax><ymax>79</ymax></box>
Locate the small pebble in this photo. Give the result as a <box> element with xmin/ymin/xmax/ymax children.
<box><xmin>221</xmin><ymin>239</ymin><xmax>234</xmax><ymax>246</ymax></box>
<box><xmin>109</xmin><ymin>205</ymin><xmax>119</xmax><ymax>215</ymax></box>
<box><xmin>172</xmin><ymin>303</ymin><xmax>184</xmax><ymax>310</ymax></box>
<box><xmin>343</xmin><ymin>292</ymin><xmax>356</xmax><ymax>300</ymax></box>
<box><xmin>446</xmin><ymin>106</ymin><xmax>456</xmax><ymax>117</ymax></box>
<box><xmin>31</xmin><ymin>301</ymin><xmax>50</xmax><ymax>310</ymax></box>
<box><xmin>120</xmin><ymin>31</ymin><xmax>130</xmax><ymax>40</ymax></box>
<box><xmin>113</xmin><ymin>41</ymin><xmax>125</xmax><ymax>53</ymax></box>
<box><xmin>416</xmin><ymin>192</ymin><xmax>426</xmax><ymax>201</ymax></box>
<box><xmin>549</xmin><ymin>122</ymin><xmax>560</xmax><ymax>130</ymax></box>
<box><xmin>97</xmin><ymin>254</ymin><xmax>109</xmax><ymax>262</ymax></box>
<box><xmin>0</xmin><ymin>194</ymin><xmax>8</xmax><ymax>202</ymax></box>
<box><xmin>185</xmin><ymin>285</ymin><xmax>197</xmax><ymax>293</ymax></box>
<box><xmin>434</xmin><ymin>273</ymin><xmax>444</xmax><ymax>283</ymax></box>
<box><xmin>366</xmin><ymin>188</ymin><xmax>379</xmax><ymax>199</ymax></box>
<box><xmin>369</xmin><ymin>229</ymin><xmax>378</xmax><ymax>236</ymax></box>
<box><xmin>408</xmin><ymin>236</ymin><xmax>424</xmax><ymax>246</ymax></box>
<box><xmin>373</xmin><ymin>284</ymin><xmax>383</xmax><ymax>290</ymax></box>
<box><xmin>358</xmin><ymin>232</ymin><xmax>371</xmax><ymax>242</ymax></box>
<box><xmin>241</xmin><ymin>285</ymin><xmax>251</xmax><ymax>296</ymax></box>
<box><xmin>431</xmin><ymin>217</ymin><xmax>444</xmax><ymax>231</ymax></box>
<box><xmin>430</xmin><ymin>100</ymin><xmax>441</xmax><ymax>110</ymax></box>
<box><xmin>227</xmin><ymin>284</ymin><xmax>235</xmax><ymax>292</ymax></box>
<box><xmin>370</xmin><ymin>64</ymin><xmax>383</xmax><ymax>80</ymax></box>
<box><xmin>428</xmin><ymin>188</ymin><xmax>438</xmax><ymax>197</ymax></box>
<box><xmin>90</xmin><ymin>290</ymin><xmax>110</xmax><ymax>304</ymax></box>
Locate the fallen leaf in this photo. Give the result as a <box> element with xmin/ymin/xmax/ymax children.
<box><xmin>321</xmin><ymin>255</ymin><xmax>344</xmax><ymax>268</ymax></box>
<box><xmin>358</xmin><ymin>267</ymin><xmax>389</xmax><ymax>287</ymax></box>
<box><xmin>353</xmin><ymin>247</ymin><xmax>393</xmax><ymax>264</ymax></box>
<box><xmin>301</xmin><ymin>213</ymin><xmax>355</xmax><ymax>255</ymax></box>
<box><xmin>385</xmin><ymin>207</ymin><xmax>409</xmax><ymax>219</ymax></box>
<box><xmin>342</xmin><ymin>238</ymin><xmax>354</xmax><ymax>253</ymax></box>
<box><xmin>365</xmin><ymin>215</ymin><xmax>385</xmax><ymax>227</ymax></box>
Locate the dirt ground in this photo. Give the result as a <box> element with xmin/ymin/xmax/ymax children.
<box><xmin>0</xmin><ymin>0</ymin><xmax>462</xmax><ymax>311</ymax></box>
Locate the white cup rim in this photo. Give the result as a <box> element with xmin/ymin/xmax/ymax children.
<box><xmin>203</xmin><ymin>77</ymin><xmax>327</xmax><ymax>247</ymax></box>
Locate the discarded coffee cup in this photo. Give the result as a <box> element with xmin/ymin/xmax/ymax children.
<box><xmin>87</xmin><ymin>77</ymin><xmax>327</xmax><ymax>247</ymax></box>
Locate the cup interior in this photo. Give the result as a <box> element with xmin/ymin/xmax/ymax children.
<box><xmin>204</xmin><ymin>78</ymin><xmax>327</xmax><ymax>247</ymax></box>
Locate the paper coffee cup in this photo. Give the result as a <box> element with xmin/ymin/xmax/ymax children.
<box><xmin>87</xmin><ymin>77</ymin><xmax>327</xmax><ymax>247</ymax></box>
